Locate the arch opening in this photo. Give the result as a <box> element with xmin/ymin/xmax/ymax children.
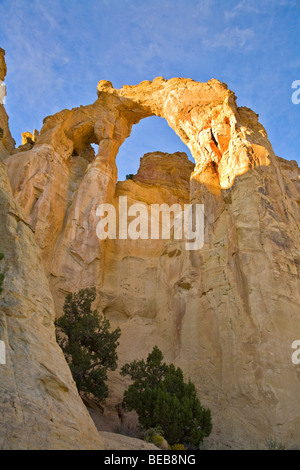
<box><xmin>91</xmin><ymin>142</ymin><xmax>99</xmax><ymax>155</ymax></box>
<box><xmin>115</xmin><ymin>116</ymin><xmax>194</xmax><ymax>182</ymax></box>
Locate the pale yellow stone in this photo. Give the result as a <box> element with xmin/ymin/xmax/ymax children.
<box><xmin>4</xmin><ymin>72</ymin><xmax>300</xmax><ymax>449</ymax></box>
<box><xmin>21</xmin><ymin>131</ymin><xmax>34</xmax><ymax>145</ymax></box>
<box><xmin>0</xmin><ymin>48</ymin><xmax>15</xmax><ymax>158</ymax></box>
<box><xmin>0</xmin><ymin>50</ymin><xmax>104</xmax><ymax>450</ymax></box>
<box><xmin>99</xmin><ymin>432</ymin><xmax>159</xmax><ymax>450</ymax></box>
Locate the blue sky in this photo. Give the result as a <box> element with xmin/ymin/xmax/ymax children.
<box><xmin>0</xmin><ymin>0</ymin><xmax>299</xmax><ymax>180</ymax></box>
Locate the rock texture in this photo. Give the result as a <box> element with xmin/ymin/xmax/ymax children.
<box><xmin>4</xmin><ymin>75</ymin><xmax>300</xmax><ymax>449</ymax></box>
<box><xmin>99</xmin><ymin>432</ymin><xmax>159</xmax><ymax>451</ymax></box>
<box><xmin>0</xmin><ymin>51</ymin><xmax>104</xmax><ymax>450</ymax></box>
<box><xmin>0</xmin><ymin>49</ymin><xmax>14</xmax><ymax>157</ymax></box>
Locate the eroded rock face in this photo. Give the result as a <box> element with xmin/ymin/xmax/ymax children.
<box><xmin>5</xmin><ymin>76</ymin><xmax>300</xmax><ymax>448</ymax></box>
<box><xmin>0</xmin><ymin>49</ymin><xmax>14</xmax><ymax>158</ymax></box>
<box><xmin>0</xmin><ymin>51</ymin><xmax>103</xmax><ymax>450</ymax></box>
<box><xmin>0</xmin><ymin>48</ymin><xmax>7</xmax><ymax>82</ymax></box>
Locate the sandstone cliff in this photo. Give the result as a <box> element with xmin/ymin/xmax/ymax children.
<box><xmin>0</xmin><ymin>50</ymin><xmax>103</xmax><ymax>450</ymax></box>
<box><xmin>3</xmin><ymin>64</ymin><xmax>300</xmax><ymax>448</ymax></box>
<box><xmin>0</xmin><ymin>49</ymin><xmax>14</xmax><ymax>157</ymax></box>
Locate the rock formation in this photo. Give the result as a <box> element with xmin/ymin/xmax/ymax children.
<box><xmin>0</xmin><ymin>49</ymin><xmax>104</xmax><ymax>450</ymax></box>
<box><xmin>0</xmin><ymin>49</ymin><xmax>14</xmax><ymax>157</ymax></box>
<box><xmin>2</xmin><ymin>54</ymin><xmax>300</xmax><ymax>448</ymax></box>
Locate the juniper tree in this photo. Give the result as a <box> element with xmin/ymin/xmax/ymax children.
<box><xmin>121</xmin><ymin>346</ymin><xmax>212</xmax><ymax>448</ymax></box>
<box><xmin>55</xmin><ymin>287</ymin><xmax>121</xmax><ymax>405</ymax></box>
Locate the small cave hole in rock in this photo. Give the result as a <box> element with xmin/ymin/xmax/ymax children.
<box><xmin>91</xmin><ymin>143</ymin><xmax>99</xmax><ymax>156</ymax></box>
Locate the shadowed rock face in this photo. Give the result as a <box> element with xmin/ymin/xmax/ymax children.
<box><xmin>0</xmin><ymin>50</ymin><xmax>104</xmax><ymax>450</ymax></box>
<box><xmin>4</xmin><ymin>72</ymin><xmax>300</xmax><ymax>448</ymax></box>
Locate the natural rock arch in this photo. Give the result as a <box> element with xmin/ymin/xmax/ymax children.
<box><xmin>6</xmin><ymin>77</ymin><xmax>270</xmax><ymax>303</ymax></box>
<box><xmin>7</xmin><ymin>77</ymin><xmax>273</xmax><ymax>303</ymax></box>
<box><xmin>6</xmin><ymin>76</ymin><xmax>300</xmax><ymax>449</ymax></box>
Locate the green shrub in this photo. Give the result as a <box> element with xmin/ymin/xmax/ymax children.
<box><xmin>145</xmin><ymin>428</ymin><xmax>169</xmax><ymax>449</ymax></box>
<box><xmin>145</xmin><ymin>427</ymin><xmax>164</xmax><ymax>442</ymax></box>
<box><xmin>121</xmin><ymin>346</ymin><xmax>212</xmax><ymax>447</ymax></box>
<box><xmin>152</xmin><ymin>435</ymin><xmax>164</xmax><ymax>447</ymax></box>
<box><xmin>172</xmin><ymin>443</ymin><xmax>185</xmax><ymax>450</ymax></box>
<box><xmin>265</xmin><ymin>438</ymin><xmax>286</xmax><ymax>450</ymax></box>
<box><xmin>126</xmin><ymin>174</ymin><xmax>134</xmax><ymax>180</ymax></box>
<box><xmin>55</xmin><ymin>287</ymin><xmax>121</xmax><ymax>405</ymax></box>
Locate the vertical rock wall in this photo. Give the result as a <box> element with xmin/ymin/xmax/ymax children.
<box><xmin>5</xmin><ymin>76</ymin><xmax>300</xmax><ymax>448</ymax></box>
<box><xmin>0</xmin><ymin>49</ymin><xmax>104</xmax><ymax>450</ymax></box>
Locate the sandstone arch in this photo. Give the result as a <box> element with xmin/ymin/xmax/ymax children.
<box><xmin>5</xmin><ymin>76</ymin><xmax>300</xmax><ymax>448</ymax></box>
<box><xmin>7</xmin><ymin>77</ymin><xmax>272</xmax><ymax>280</ymax></box>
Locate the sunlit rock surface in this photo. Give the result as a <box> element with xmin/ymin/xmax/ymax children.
<box><xmin>4</xmin><ymin>73</ymin><xmax>300</xmax><ymax>449</ymax></box>
<box><xmin>0</xmin><ymin>49</ymin><xmax>104</xmax><ymax>450</ymax></box>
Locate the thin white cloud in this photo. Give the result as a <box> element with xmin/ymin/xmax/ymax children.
<box><xmin>203</xmin><ymin>26</ymin><xmax>255</xmax><ymax>51</ymax></box>
<box><xmin>1</xmin><ymin>0</ymin><xmax>68</xmax><ymax>103</ymax></box>
<box><xmin>225</xmin><ymin>0</ymin><xmax>295</xmax><ymax>21</ymax></box>
<box><xmin>99</xmin><ymin>0</ymin><xmax>211</xmax><ymax>76</ymax></box>
<box><xmin>225</xmin><ymin>0</ymin><xmax>260</xmax><ymax>21</ymax></box>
